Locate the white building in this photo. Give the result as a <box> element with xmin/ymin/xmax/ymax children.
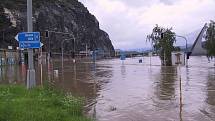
<box><xmin>190</xmin><ymin>24</ymin><xmax>207</xmax><ymax>56</ymax></box>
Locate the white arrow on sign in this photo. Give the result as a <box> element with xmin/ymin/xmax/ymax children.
<box><xmin>15</xmin><ymin>34</ymin><xmax>19</xmax><ymax>41</ymax></box>
<box><xmin>40</xmin><ymin>42</ymin><xmax>44</xmax><ymax>47</ymax></box>
<box><xmin>15</xmin><ymin>32</ymin><xmax>40</xmax><ymax>42</ymax></box>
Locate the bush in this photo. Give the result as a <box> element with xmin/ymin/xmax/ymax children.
<box><xmin>0</xmin><ymin>85</ymin><xmax>91</xmax><ymax>121</ymax></box>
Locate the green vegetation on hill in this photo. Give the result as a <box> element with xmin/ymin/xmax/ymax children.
<box><xmin>0</xmin><ymin>0</ymin><xmax>115</xmax><ymax>54</ymax></box>
<box><xmin>205</xmin><ymin>21</ymin><xmax>215</xmax><ymax>58</ymax></box>
<box><xmin>0</xmin><ymin>85</ymin><xmax>91</xmax><ymax>121</ymax></box>
<box><xmin>0</xmin><ymin>6</ymin><xmax>11</xmax><ymax>28</ymax></box>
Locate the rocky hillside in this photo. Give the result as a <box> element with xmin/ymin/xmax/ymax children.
<box><xmin>0</xmin><ymin>0</ymin><xmax>114</xmax><ymax>54</ymax></box>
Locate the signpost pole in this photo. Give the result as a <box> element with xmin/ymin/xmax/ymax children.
<box><xmin>61</xmin><ymin>40</ymin><xmax>64</xmax><ymax>69</ymax></box>
<box><xmin>27</xmin><ymin>0</ymin><xmax>36</xmax><ymax>89</ymax></box>
<box><xmin>40</xmin><ymin>48</ymin><xmax>43</xmax><ymax>86</ymax></box>
<box><xmin>86</xmin><ymin>44</ymin><xmax>88</xmax><ymax>57</ymax></box>
<box><xmin>149</xmin><ymin>52</ymin><xmax>152</xmax><ymax>66</ymax></box>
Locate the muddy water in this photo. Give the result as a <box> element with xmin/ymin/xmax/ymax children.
<box><xmin>0</xmin><ymin>56</ymin><xmax>215</xmax><ymax>121</ymax></box>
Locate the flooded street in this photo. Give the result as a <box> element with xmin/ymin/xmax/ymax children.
<box><xmin>0</xmin><ymin>56</ymin><xmax>215</xmax><ymax>121</ymax></box>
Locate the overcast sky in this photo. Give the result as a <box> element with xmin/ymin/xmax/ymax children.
<box><xmin>79</xmin><ymin>0</ymin><xmax>215</xmax><ymax>50</ymax></box>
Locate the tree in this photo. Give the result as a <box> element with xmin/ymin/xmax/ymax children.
<box><xmin>0</xmin><ymin>6</ymin><xmax>12</xmax><ymax>29</ymax></box>
<box><xmin>0</xmin><ymin>5</ymin><xmax>18</xmax><ymax>48</ymax></box>
<box><xmin>205</xmin><ymin>21</ymin><xmax>215</xmax><ymax>59</ymax></box>
<box><xmin>147</xmin><ymin>25</ymin><xmax>177</xmax><ymax>66</ymax></box>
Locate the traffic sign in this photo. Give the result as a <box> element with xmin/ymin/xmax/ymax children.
<box><xmin>148</xmin><ymin>52</ymin><xmax>153</xmax><ymax>57</ymax></box>
<box><xmin>15</xmin><ymin>32</ymin><xmax>42</xmax><ymax>49</ymax></box>
<box><xmin>15</xmin><ymin>32</ymin><xmax>40</xmax><ymax>42</ymax></box>
<box><xmin>19</xmin><ymin>42</ymin><xmax>43</xmax><ymax>49</ymax></box>
<box><xmin>120</xmin><ymin>52</ymin><xmax>126</xmax><ymax>60</ymax></box>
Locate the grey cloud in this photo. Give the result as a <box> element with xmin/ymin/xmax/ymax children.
<box><xmin>110</xmin><ymin>0</ymin><xmax>179</xmax><ymax>7</ymax></box>
<box><xmin>79</xmin><ymin>0</ymin><xmax>215</xmax><ymax>49</ymax></box>
<box><xmin>159</xmin><ymin>0</ymin><xmax>177</xmax><ymax>5</ymax></box>
<box><xmin>110</xmin><ymin>0</ymin><xmax>157</xmax><ymax>7</ymax></box>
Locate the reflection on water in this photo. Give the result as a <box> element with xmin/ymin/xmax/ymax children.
<box><xmin>155</xmin><ymin>66</ymin><xmax>177</xmax><ymax>100</ymax></box>
<box><xmin>0</xmin><ymin>65</ymin><xmax>26</xmax><ymax>84</ymax></box>
<box><xmin>206</xmin><ymin>70</ymin><xmax>215</xmax><ymax>106</ymax></box>
<box><xmin>120</xmin><ymin>64</ymin><xmax>126</xmax><ymax>79</ymax></box>
<box><xmin>203</xmin><ymin>69</ymin><xmax>215</xmax><ymax>119</ymax></box>
<box><xmin>0</xmin><ymin>56</ymin><xmax>215</xmax><ymax>121</ymax></box>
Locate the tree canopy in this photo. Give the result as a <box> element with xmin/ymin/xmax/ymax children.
<box><xmin>147</xmin><ymin>25</ymin><xmax>177</xmax><ymax>66</ymax></box>
<box><xmin>0</xmin><ymin>6</ymin><xmax>12</xmax><ymax>29</ymax></box>
<box><xmin>205</xmin><ymin>21</ymin><xmax>215</xmax><ymax>58</ymax></box>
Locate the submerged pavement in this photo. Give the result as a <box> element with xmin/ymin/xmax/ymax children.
<box><xmin>0</xmin><ymin>56</ymin><xmax>215</xmax><ymax>121</ymax></box>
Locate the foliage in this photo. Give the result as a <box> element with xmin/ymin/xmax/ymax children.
<box><xmin>0</xmin><ymin>6</ymin><xmax>12</xmax><ymax>29</ymax></box>
<box><xmin>0</xmin><ymin>85</ymin><xmax>91</xmax><ymax>121</ymax></box>
<box><xmin>147</xmin><ymin>25</ymin><xmax>177</xmax><ymax>66</ymax></box>
<box><xmin>205</xmin><ymin>21</ymin><xmax>215</xmax><ymax>58</ymax></box>
<box><xmin>0</xmin><ymin>5</ymin><xmax>19</xmax><ymax>48</ymax></box>
<box><xmin>0</xmin><ymin>0</ymin><xmax>71</xmax><ymax>10</ymax></box>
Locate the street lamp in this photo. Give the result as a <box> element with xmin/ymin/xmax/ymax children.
<box><xmin>175</xmin><ymin>35</ymin><xmax>188</xmax><ymax>67</ymax></box>
<box><xmin>162</xmin><ymin>32</ymin><xmax>188</xmax><ymax>67</ymax></box>
<box><xmin>81</xmin><ymin>43</ymin><xmax>88</xmax><ymax>57</ymax></box>
<box><xmin>61</xmin><ymin>38</ymin><xmax>73</xmax><ymax>68</ymax></box>
<box><xmin>45</xmin><ymin>31</ymin><xmax>76</xmax><ymax>63</ymax></box>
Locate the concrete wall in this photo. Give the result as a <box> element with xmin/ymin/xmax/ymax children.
<box><xmin>191</xmin><ymin>24</ymin><xmax>207</xmax><ymax>56</ymax></box>
<box><xmin>171</xmin><ymin>52</ymin><xmax>185</xmax><ymax>66</ymax></box>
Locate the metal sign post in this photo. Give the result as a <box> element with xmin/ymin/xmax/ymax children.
<box><xmin>148</xmin><ymin>52</ymin><xmax>152</xmax><ymax>66</ymax></box>
<box><xmin>14</xmin><ymin>1</ymin><xmax>43</xmax><ymax>88</ymax></box>
<box><xmin>120</xmin><ymin>51</ymin><xmax>126</xmax><ymax>64</ymax></box>
<box><xmin>27</xmin><ymin>0</ymin><xmax>35</xmax><ymax>89</ymax></box>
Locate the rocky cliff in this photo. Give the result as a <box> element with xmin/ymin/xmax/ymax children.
<box><xmin>0</xmin><ymin>0</ymin><xmax>114</xmax><ymax>55</ymax></box>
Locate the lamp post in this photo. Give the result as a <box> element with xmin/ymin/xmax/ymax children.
<box><xmin>27</xmin><ymin>0</ymin><xmax>36</xmax><ymax>89</ymax></box>
<box><xmin>45</xmin><ymin>31</ymin><xmax>76</xmax><ymax>63</ymax></box>
<box><xmin>2</xmin><ymin>31</ymin><xmax>4</xmax><ymax>43</ymax></box>
<box><xmin>82</xmin><ymin>43</ymin><xmax>88</xmax><ymax>57</ymax></box>
<box><xmin>162</xmin><ymin>32</ymin><xmax>188</xmax><ymax>67</ymax></box>
<box><xmin>73</xmin><ymin>35</ymin><xmax>76</xmax><ymax>63</ymax></box>
<box><xmin>61</xmin><ymin>38</ymin><xmax>74</xmax><ymax>68</ymax></box>
<box><xmin>61</xmin><ymin>39</ymin><xmax>68</xmax><ymax>68</ymax></box>
<box><xmin>175</xmin><ymin>35</ymin><xmax>188</xmax><ymax>67</ymax></box>
<box><xmin>85</xmin><ymin>44</ymin><xmax>88</xmax><ymax>57</ymax></box>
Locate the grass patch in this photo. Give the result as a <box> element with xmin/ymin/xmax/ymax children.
<box><xmin>0</xmin><ymin>85</ymin><xmax>91</xmax><ymax>121</ymax></box>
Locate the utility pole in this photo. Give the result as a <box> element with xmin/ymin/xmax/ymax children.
<box><xmin>164</xmin><ymin>50</ymin><xmax>166</xmax><ymax>66</ymax></box>
<box><xmin>27</xmin><ymin>0</ymin><xmax>36</xmax><ymax>89</ymax></box>
<box><xmin>86</xmin><ymin>44</ymin><xmax>88</xmax><ymax>57</ymax></box>
<box><xmin>73</xmin><ymin>37</ymin><xmax>76</xmax><ymax>63</ymax></box>
<box><xmin>47</xmin><ymin>30</ymin><xmax>50</xmax><ymax>69</ymax></box>
<box><xmin>61</xmin><ymin>40</ymin><xmax>66</xmax><ymax>69</ymax></box>
<box><xmin>2</xmin><ymin>31</ymin><xmax>4</xmax><ymax>42</ymax></box>
<box><xmin>61</xmin><ymin>39</ymin><xmax>72</xmax><ymax>68</ymax></box>
<box><xmin>175</xmin><ymin>35</ymin><xmax>188</xmax><ymax>67</ymax></box>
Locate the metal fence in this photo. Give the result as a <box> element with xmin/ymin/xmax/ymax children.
<box><xmin>0</xmin><ymin>49</ymin><xmax>20</xmax><ymax>66</ymax></box>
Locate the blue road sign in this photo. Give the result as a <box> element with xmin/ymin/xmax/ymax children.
<box><xmin>15</xmin><ymin>32</ymin><xmax>42</xmax><ymax>49</ymax></box>
<box><xmin>120</xmin><ymin>53</ymin><xmax>126</xmax><ymax>60</ymax></box>
<box><xmin>92</xmin><ymin>50</ymin><xmax>97</xmax><ymax>62</ymax></box>
<box><xmin>15</xmin><ymin>32</ymin><xmax>40</xmax><ymax>42</ymax></box>
<box><xmin>19</xmin><ymin>42</ymin><xmax>43</xmax><ymax>49</ymax></box>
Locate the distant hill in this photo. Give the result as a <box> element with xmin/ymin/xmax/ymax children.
<box><xmin>175</xmin><ymin>29</ymin><xmax>201</xmax><ymax>47</ymax></box>
<box><xmin>0</xmin><ymin>0</ymin><xmax>114</xmax><ymax>54</ymax></box>
<box><xmin>122</xmin><ymin>48</ymin><xmax>152</xmax><ymax>52</ymax></box>
<box><xmin>125</xmin><ymin>28</ymin><xmax>206</xmax><ymax>54</ymax></box>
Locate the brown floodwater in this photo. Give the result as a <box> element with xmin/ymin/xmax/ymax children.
<box><xmin>0</xmin><ymin>56</ymin><xmax>215</xmax><ymax>121</ymax></box>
